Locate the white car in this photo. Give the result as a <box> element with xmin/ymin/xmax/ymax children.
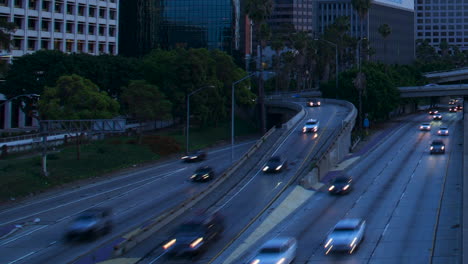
<box><xmin>250</xmin><ymin>237</ymin><xmax>297</xmax><ymax>264</ymax></box>
<box><xmin>438</xmin><ymin>127</ymin><xmax>449</xmax><ymax>136</ymax></box>
<box><xmin>419</xmin><ymin>123</ymin><xmax>431</xmax><ymax>131</ymax></box>
<box><xmin>324</xmin><ymin>218</ymin><xmax>366</xmax><ymax>254</ymax></box>
<box><xmin>302</xmin><ymin>119</ymin><xmax>319</xmax><ymax>133</ymax></box>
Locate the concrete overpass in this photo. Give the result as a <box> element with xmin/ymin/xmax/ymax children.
<box><xmin>424</xmin><ymin>67</ymin><xmax>468</xmax><ymax>83</ymax></box>
<box><xmin>399</xmin><ymin>84</ymin><xmax>468</xmax><ymax>97</ymax></box>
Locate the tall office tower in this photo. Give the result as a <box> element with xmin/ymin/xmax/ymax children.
<box><xmin>415</xmin><ymin>0</ymin><xmax>468</xmax><ymax>52</ymax></box>
<box><xmin>0</xmin><ymin>0</ymin><xmax>119</xmax><ymax>59</ymax></box>
<box><xmin>317</xmin><ymin>0</ymin><xmax>414</xmax><ymax>64</ymax></box>
<box><xmin>269</xmin><ymin>0</ymin><xmax>315</xmax><ymax>33</ymax></box>
<box><xmin>119</xmin><ymin>0</ymin><xmax>238</xmax><ymax>57</ymax></box>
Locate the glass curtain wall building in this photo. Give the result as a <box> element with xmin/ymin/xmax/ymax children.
<box><xmin>119</xmin><ymin>0</ymin><xmax>235</xmax><ymax>57</ymax></box>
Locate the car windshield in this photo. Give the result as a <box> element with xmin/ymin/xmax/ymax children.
<box><xmin>422</xmin><ymin>123</ymin><xmax>430</xmax><ymax>126</ymax></box>
<box><xmin>432</xmin><ymin>141</ymin><xmax>444</xmax><ymax>145</ymax></box>
<box><xmin>440</xmin><ymin>127</ymin><xmax>448</xmax><ymax>130</ymax></box>
<box><xmin>269</xmin><ymin>157</ymin><xmax>280</xmax><ymax>162</ymax></box>
<box><xmin>333</xmin><ymin>227</ymin><xmax>357</xmax><ymax>233</ymax></box>
<box><xmin>260</xmin><ymin>246</ymin><xmax>282</xmax><ymax>254</ymax></box>
<box><xmin>333</xmin><ymin>177</ymin><xmax>350</xmax><ymax>183</ymax></box>
<box><xmin>76</xmin><ymin>213</ymin><xmax>97</xmax><ymax>221</ymax></box>
<box><xmin>306</xmin><ymin>121</ymin><xmax>317</xmax><ymax>125</ymax></box>
<box><xmin>195</xmin><ymin>167</ymin><xmax>210</xmax><ymax>174</ymax></box>
<box><xmin>177</xmin><ymin>223</ymin><xmax>204</xmax><ymax>234</ymax></box>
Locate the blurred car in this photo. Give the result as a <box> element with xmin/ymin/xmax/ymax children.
<box><xmin>428</xmin><ymin>109</ymin><xmax>438</xmax><ymax>115</ymax></box>
<box><xmin>438</xmin><ymin>127</ymin><xmax>449</xmax><ymax>136</ymax></box>
<box><xmin>163</xmin><ymin>212</ymin><xmax>224</xmax><ymax>258</ymax></box>
<box><xmin>449</xmin><ymin>106</ymin><xmax>457</xmax><ymax>112</ymax></box>
<box><xmin>449</xmin><ymin>99</ymin><xmax>456</xmax><ymax>105</ymax></box>
<box><xmin>302</xmin><ymin>119</ymin><xmax>320</xmax><ymax>133</ymax></box>
<box><xmin>324</xmin><ymin>218</ymin><xmax>366</xmax><ymax>254</ymax></box>
<box><xmin>424</xmin><ymin>83</ymin><xmax>438</xmax><ymax>87</ymax></box>
<box><xmin>306</xmin><ymin>98</ymin><xmax>321</xmax><ymax>107</ymax></box>
<box><xmin>419</xmin><ymin>123</ymin><xmax>431</xmax><ymax>131</ymax></box>
<box><xmin>328</xmin><ymin>176</ymin><xmax>353</xmax><ymax>195</ymax></box>
<box><xmin>457</xmin><ymin>104</ymin><xmax>463</xmax><ymax>111</ymax></box>
<box><xmin>181</xmin><ymin>150</ymin><xmax>207</xmax><ymax>162</ymax></box>
<box><xmin>249</xmin><ymin>237</ymin><xmax>297</xmax><ymax>264</ymax></box>
<box><xmin>432</xmin><ymin>113</ymin><xmax>442</xmax><ymax>120</ymax></box>
<box><xmin>191</xmin><ymin>166</ymin><xmax>214</xmax><ymax>182</ymax></box>
<box><xmin>65</xmin><ymin>208</ymin><xmax>113</xmax><ymax>241</ymax></box>
<box><xmin>262</xmin><ymin>156</ymin><xmax>288</xmax><ymax>173</ymax></box>
<box><xmin>430</xmin><ymin>140</ymin><xmax>445</xmax><ymax>154</ymax></box>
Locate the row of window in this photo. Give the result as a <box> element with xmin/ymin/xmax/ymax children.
<box><xmin>417</xmin><ymin>12</ymin><xmax>468</xmax><ymax>17</ymax></box>
<box><xmin>417</xmin><ymin>25</ymin><xmax>468</xmax><ymax>30</ymax></box>
<box><xmin>12</xmin><ymin>37</ymin><xmax>116</xmax><ymax>54</ymax></box>
<box><xmin>417</xmin><ymin>0</ymin><xmax>465</xmax><ymax>4</ymax></box>
<box><xmin>416</xmin><ymin>35</ymin><xmax>468</xmax><ymax>43</ymax></box>
<box><xmin>417</xmin><ymin>6</ymin><xmax>468</xmax><ymax>10</ymax></box>
<box><xmin>417</xmin><ymin>31</ymin><xmax>468</xmax><ymax>36</ymax></box>
<box><xmin>9</xmin><ymin>17</ymin><xmax>116</xmax><ymax>36</ymax></box>
<box><xmin>0</xmin><ymin>1</ymin><xmax>117</xmax><ymax>20</ymax></box>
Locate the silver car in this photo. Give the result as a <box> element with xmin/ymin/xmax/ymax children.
<box><xmin>302</xmin><ymin>119</ymin><xmax>319</xmax><ymax>133</ymax></box>
<box><xmin>419</xmin><ymin>123</ymin><xmax>431</xmax><ymax>131</ymax></box>
<box><xmin>324</xmin><ymin>218</ymin><xmax>366</xmax><ymax>254</ymax></box>
<box><xmin>65</xmin><ymin>208</ymin><xmax>113</xmax><ymax>241</ymax></box>
<box><xmin>249</xmin><ymin>237</ymin><xmax>297</xmax><ymax>264</ymax></box>
<box><xmin>437</xmin><ymin>127</ymin><xmax>449</xmax><ymax>136</ymax></box>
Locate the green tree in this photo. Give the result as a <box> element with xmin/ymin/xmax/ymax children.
<box><xmin>378</xmin><ymin>24</ymin><xmax>392</xmax><ymax>61</ymax></box>
<box><xmin>245</xmin><ymin>0</ymin><xmax>274</xmax><ymax>133</ymax></box>
<box><xmin>271</xmin><ymin>37</ymin><xmax>285</xmax><ymax>93</ymax></box>
<box><xmin>38</xmin><ymin>74</ymin><xmax>119</xmax><ymax>120</ymax></box>
<box><xmin>351</xmin><ymin>0</ymin><xmax>372</xmax><ymax>39</ymax></box>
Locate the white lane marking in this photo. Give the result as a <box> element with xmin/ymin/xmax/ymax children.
<box><xmin>0</xmin><ymin>168</ymin><xmax>186</xmax><ymax>226</ymax></box>
<box><xmin>0</xmin><ymin>141</ymin><xmax>254</xmax><ymax>217</ymax></box>
<box><xmin>383</xmin><ymin>223</ymin><xmax>390</xmax><ymax>236</ymax></box>
<box><xmin>356</xmin><ymin>196</ymin><xmax>362</xmax><ymax>204</ymax></box>
<box><xmin>218</xmin><ymin>170</ymin><xmax>262</xmax><ymax>210</ymax></box>
<box><xmin>7</xmin><ymin>251</ymin><xmax>36</xmax><ymax>264</ymax></box>
<box><xmin>274</xmin><ymin>182</ymin><xmax>283</xmax><ymax>189</ymax></box>
<box><xmin>148</xmin><ymin>251</ymin><xmax>166</xmax><ymax>264</ymax></box>
<box><xmin>48</xmin><ymin>240</ymin><xmax>57</xmax><ymax>247</ymax></box>
<box><xmin>0</xmin><ymin>225</ymin><xmax>48</xmax><ymax>246</ymax></box>
<box><xmin>400</xmin><ymin>192</ymin><xmax>405</xmax><ymax>200</ymax></box>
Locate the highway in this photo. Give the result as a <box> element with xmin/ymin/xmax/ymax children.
<box><xmin>0</xmin><ymin>140</ymin><xmax>257</xmax><ymax>264</ymax></box>
<box><xmin>131</xmin><ymin>102</ymin><xmax>351</xmax><ymax>263</ymax></box>
<box><xmin>230</xmin><ymin>109</ymin><xmax>463</xmax><ymax>264</ymax></box>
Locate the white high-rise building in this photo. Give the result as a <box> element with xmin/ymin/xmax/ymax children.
<box><xmin>0</xmin><ymin>0</ymin><xmax>118</xmax><ymax>58</ymax></box>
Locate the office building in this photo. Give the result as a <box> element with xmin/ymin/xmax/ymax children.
<box><xmin>0</xmin><ymin>0</ymin><xmax>119</xmax><ymax>59</ymax></box>
<box><xmin>415</xmin><ymin>0</ymin><xmax>468</xmax><ymax>52</ymax></box>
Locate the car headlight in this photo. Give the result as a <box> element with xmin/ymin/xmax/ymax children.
<box><xmin>276</xmin><ymin>165</ymin><xmax>282</xmax><ymax>170</ymax></box>
<box><xmin>190</xmin><ymin>237</ymin><xmax>204</xmax><ymax>248</ymax></box>
<box><xmin>191</xmin><ymin>174</ymin><xmax>197</xmax><ymax>179</ymax></box>
<box><xmin>430</xmin><ymin>146</ymin><xmax>434</xmax><ymax>150</ymax></box>
<box><xmin>202</xmin><ymin>174</ymin><xmax>209</xmax><ymax>179</ymax></box>
<box><xmin>276</xmin><ymin>258</ymin><xmax>286</xmax><ymax>264</ymax></box>
<box><xmin>420</xmin><ymin>126</ymin><xmax>423</xmax><ymax>129</ymax></box>
<box><xmin>181</xmin><ymin>156</ymin><xmax>188</xmax><ymax>159</ymax></box>
<box><xmin>318</xmin><ymin>102</ymin><xmax>321</xmax><ymax>105</ymax></box>
<box><xmin>303</xmin><ymin>127</ymin><xmax>307</xmax><ymax>132</ymax></box>
<box><xmin>438</xmin><ymin>131</ymin><xmax>441</xmax><ymax>134</ymax></box>
<box><xmin>163</xmin><ymin>239</ymin><xmax>176</xmax><ymax>250</ymax></box>
<box><xmin>350</xmin><ymin>237</ymin><xmax>358</xmax><ymax>247</ymax></box>
<box><xmin>328</xmin><ymin>185</ymin><xmax>335</xmax><ymax>191</ymax></box>
<box><xmin>325</xmin><ymin>238</ymin><xmax>333</xmax><ymax>248</ymax></box>
<box><xmin>263</xmin><ymin>166</ymin><xmax>269</xmax><ymax>171</ymax></box>
<box><xmin>441</xmin><ymin>146</ymin><xmax>445</xmax><ymax>150</ymax></box>
<box><xmin>250</xmin><ymin>260</ymin><xmax>260</xmax><ymax>264</ymax></box>
<box><xmin>343</xmin><ymin>184</ymin><xmax>350</xmax><ymax>191</ymax></box>
<box><xmin>190</xmin><ymin>156</ymin><xmax>197</xmax><ymax>159</ymax></box>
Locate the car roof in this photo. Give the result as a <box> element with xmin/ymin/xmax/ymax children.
<box><xmin>421</xmin><ymin>123</ymin><xmax>430</xmax><ymax>125</ymax></box>
<box><xmin>307</xmin><ymin>119</ymin><xmax>318</xmax><ymax>122</ymax></box>
<box><xmin>261</xmin><ymin>237</ymin><xmax>294</xmax><ymax>248</ymax></box>
<box><xmin>335</xmin><ymin>218</ymin><xmax>362</xmax><ymax>229</ymax></box>
<box><xmin>439</xmin><ymin>127</ymin><xmax>448</xmax><ymax>129</ymax></box>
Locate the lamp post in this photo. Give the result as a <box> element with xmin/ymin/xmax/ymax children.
<box><xmin>231</xmin><ymin>73</ymin><xmax>255</xmax><ymax>163</ymax></box>
<box><xmin>186</xmin><ymin>85</ymin><xmax>215</xmax><ymax>154</ymax></box>
<box><xmin>315</xmin><ymin>38</ymin><xmax>338</xmax><ymax>92</ymax></box>
<box><xmin>356</xmin><ymin>38</ymin><xmax>367</xmax><ymax>131</ymax></box>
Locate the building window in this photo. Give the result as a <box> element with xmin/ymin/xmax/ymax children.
<box><xmin>77</xmin><ymin>41</ymin><xmax>84</xmax><ymax>52</ymax></box>
<box><xmin>89</xmin><ymin>6</ymin><xmax>96</xmax><ymax>17</ymax></box>
<box><xmin>0</xmin><ymin>0</ymin><xmax>7</xmax><ymax>7</ymax></box>
<box><xmin>88</xmin><ymin>24</ymin><xmax>95</xmax><ymax>35</ymax></box>
<box><xmin>66</xmin><ymin>40</ymin><xmax>73</xmax><ymax>52</ymax></box>
<box><xmin>109</xmin><ymin>26</ymin><xmax>116</xmax><ymax>37</ymax></box>
<box><xmin>13</xmin><ymin>38</ymin><xmax>23</xmax><ymax>50</ymax></box>
<box><xmin>28</xmin><ymin>18</ymin><xmax>37</xmax><ymax>30</ymax></box>
<box><xmin>27</xmin><ymin>39</ymin><xmax>36</xmax><ymax>50</ymax></box>
<box><xmin>66</xmin><ymin>21</ymin><xmax>73</xmax><ymax>33</ymax></box>
<box><xmin>98</xmin><ymin>25</ymin><xmax>105</xmax><ymax>36</ymax></box>
<box><xmin>98</xmin><ymin>42</ymin><xmax>105</xmax><ymax>54</ymax></box>
<box><xmin>66</xmin><ymin>3</ymin><xmax>74</xmax><ymax>15</ymax></box>
<box><xmin>13</xmin><ymin>16</ymin><xmax>23</xmax><ymax>29</ymax></box>
<box><xmin>42</xmin><ymin>0</ymin><xmax>50</xmax><ymax>11</ymax></box>
<box><xmin>88</xmin><ymin>42</ymin><xmax>95</xmax><ymax>53</ymax></box>
<box><xmin>41</xmin><ymin>39</ymin><xmax>49</xmax><ymax>49</ymax></box>
<box><xmin>77</xmin><ymin>23</ymin><xmax>84</xmax><ymax>34</ymax></box>
<box><xmin>41</xmin><ymin>20</ymin><xmax>50</xmax><ymax>31</ymax></box>
<box><xmin>99</xmin><ymin>7</ymin><xmax>106</xmax><ymax>19</ymax></box>
<box><xmin>29</xmin><ymin>0</ymin><xmax>37</xmax><ymax>10</ymax></box>
<box><xmin>109</xmin><ymin>9</ymin><xmax>116</xmax><ymax>20</ymax></box>
<box><xmin>54</xmin><ymin>20</ymin><xmax>62</xmax><ymax>32</ymax></box>
<box><xmin>78</xmin><ymin>4</ymin><xmax>85</xmax><ymax>16</ymax></box>
<box><xmin>54</xmin><ymin>39</ymin><xmax>62</xmax><ymax>50</ymax></box>
<box><xmin>55</xmin><ymin>1</ymin><xmax>62</xmax><ymax>13</ymax></box>
<box><xmin>14</xmin><ymin>0</ymin><xmax>23</xmax><ymax>8</ymax></box>
<box><xmin>109</xmin><ymin>43</ymin><xmax>115</xmax><ymax>54</ymax></box>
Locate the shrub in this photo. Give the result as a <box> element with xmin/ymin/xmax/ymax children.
<box><xmin>142</xmin><ymin>135</ymin><xmax>181</xmax><ymax>156</ymax></box>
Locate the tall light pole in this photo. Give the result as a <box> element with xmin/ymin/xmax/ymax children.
<box><xmin>356</xmin><ymin>37</ymin><xmax>367</xmax><ymax>131</ymax></box>
<box><xmin>231</xmin><ymin>73</ymin><xmax>255</xmax><ymax>163</ymax></box>
<box><xmin>186</xmin><ymin>85</ymin><xmax>215</xmax><ymax>154</ymax></box>
<box><xmin>315</xmin><ymin>38</ymin><xmax>338</xmax><ymax>92</ymax></box>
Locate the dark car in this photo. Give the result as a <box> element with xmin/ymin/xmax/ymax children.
<box><xmin>181</xmin><ymin>150</ymin><xmax>207</xmax><ymax>162</ymax></box>
<box><xmin>262</xmin><ymin>156</ymin><xmax>288</xmax><ymax>173</ymax></box>
<box><xmin>306</xmin><ymin>98</ymin><xmax>321</xmax><ymax>107</ymax></box>
<box><xmin>457</xmin><ymin>105</ymin><xmax>463</xmax><ymax>111</ymax></box>
<box><xmin>65</xmin><ymin>208</ymin><xmax>113</xmax><ymax>241</ymax></box>
<box><xmin>449</xmin><ymin>106</ymin><xmax>457</xmax><ymax>112</ymax></box>
<box><xmin>428</xmin><ymin>109</ymin><xmax>439</xmax><ymax>115</ymax></box>
<box><xmin>163</xmin><ymin>212</ymin><xmax>225</xmax><ymax>258</ymax></box>
<box><xmin>430</xmin><ymin>140</ymin><xmax>445</xmax><ymax>154</ymax></box>
<box><xmin>191</xmin><ymin>166</ymin><xmax>214</xmax><ymax>182</ymax></box>
<box><xmin>328</xmin><ymin>176</ymin><xmax>353</xmax><ymax>195</ymax></box>
<box><xmin>432</xmin><ymin>113</ymin><xmax>442</xmax><ymax>120</ymax></box>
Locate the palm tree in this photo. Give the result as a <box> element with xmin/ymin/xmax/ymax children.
<box><xmin>378</xmin><ymin>24</ymin><xmax>391</xmax><ymax>61</ymax></box>
<box><xmin>351</xmin><ymin>0</ymin><xmax>372</xmax><ymax>39</ymax></box>
<box><xmin>245</xmin><ymin>0</ymin><xmax>274</xmax><ymax>133</ymax></box>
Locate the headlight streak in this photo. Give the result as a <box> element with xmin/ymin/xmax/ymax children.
<box><xmin>190</xmin><ymin>237</ymin><xmax>203</xmax><ymax>248</ymax></box>
<box><xmin>275</xmin><ymin>165</ymin><xmax>282</xmax><ymax>171</ymax></box>
<box><xmin>328</xmin><ymin>185</ymin><xmax>335</xmax><ymax>191</ymax></box>
<box><xmin>162</xmin><ymin>239</ymin><xmax>176</xmax><ymax>250</ymax></box>
<box><xmin>263</xmin><ymin>166</ymin><xmax>269</xmax><ymax>172</ymax></box>
<box><xmin>276</xmin><ymin>258</ymin><xmax>286</xmax><ymax>264</ymax></box>
<box><xmin>325</xmin><ymin>245</ymin><xmax>333</xmax><ymax>255</ymax></box>
<box><xmin>325</xmin><ymin>238</ymin><xmax>333</xmax><ymax>248</ymax></box>
<box><xmin>343</xmin><ymin>184</ymin><xmax>350</xmax><ymax>191</ymax></box>
<box><xmin>251</xmin><ymin>259</ymin><xmax>260</xmax><ymax>264</ymax></box>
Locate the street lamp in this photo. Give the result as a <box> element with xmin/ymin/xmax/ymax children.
<box><xmin>231</xmin><ymin>73</ymin><xmax>255</xmax><ymax>163</ymax></box>
<box><xmin>356</xmin><ymin>37</ymin><xmax>367</xmax><ymax>130</ymax></box>
<box><xmin>186</xmin><ymin>85</ymin><xmax>215</xmax><ymax>154</ymax></box>
<box><xmin>315</xmin><ymin>38</ymin><xmax>338</xmax><ymax>92</ymax></box>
